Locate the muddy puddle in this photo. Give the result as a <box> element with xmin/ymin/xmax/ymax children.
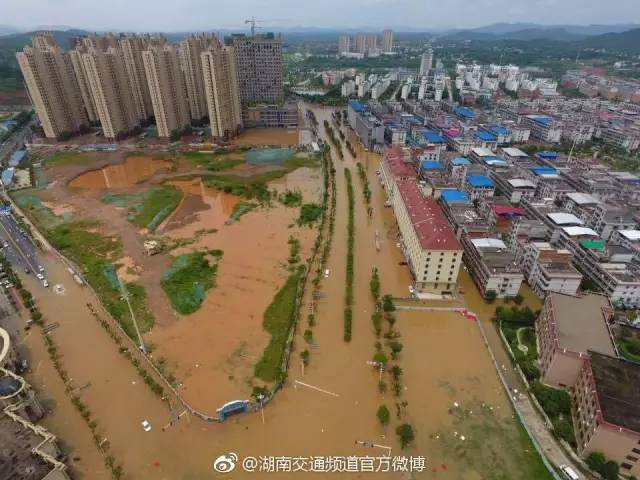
<box><xmin>270</xmin><ymin>167</ymin><xmax>323</xmax><ymax>202</ymax></box>
<box><xmin>162</xmin><ymin>179</ymin><xmax>239</xmax><ymax>233</ymax></box>
<box><xmin>69</xmin><ymin>155</ymin><xmax>170</xmax><ymax>189</ymax></box>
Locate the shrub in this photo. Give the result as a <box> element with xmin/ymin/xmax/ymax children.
<box><xmin>377</xmin><ymin>405</ymin><xmax>390</xmax><ymax>426</ymax></box>
<box><xmin>396</xmin><ymin>423</ymin><xmax>415</xmax><ymax>449</ymax></box>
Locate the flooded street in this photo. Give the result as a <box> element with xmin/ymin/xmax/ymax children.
<box><xmin>11</xmin><ymin>105</ymin><xmax>548</xmax><ymax>479</ymax></box>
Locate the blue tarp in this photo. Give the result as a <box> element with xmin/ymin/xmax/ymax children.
<box><xmin>489</xmin><ymin>126</ymin><xmax>510</xmax><ymax>135</ymax></box>
<box><xmin>420</xmin><ymin>130</ymin><xmax>445</xmax><ymax>143</ymax></box>
<box><xmin>467</xmin><ymin>175</ymin><xmax>495</xmax><ymax>188</ymax></box>
<box><xmin>451</xmin><ymin>157</ymin><xmax>471</xmax><ymax>166</ymax></box>
<box><xmin>349</xmin><ymin>100</ymin><xmax>366</xmax><ymax>112</ymax></box>
<box><xmin>475</xmin><ymin>131</ymin><xmax>497</xmax><ymax>142</ymax></box>
<box><xmin>536</xmin><ymin>151</ymin><xmax>560</xmax><ymax>160</ymax></box>
<box><xmin>530</xmin><ymin>166</ymin><xmax>558</xmax><ymax>176</ymax></box>
<box><xmin>420</xmin><ymin>160</ymin><xmax>443</xmax><ymax>170</ymax></box>
<box><xmin>454</xmin><ymin>106</ymin><xmax>475</xmax><ymax>119</ymax></box>
<box><xmin>441</xmin><ymin>190</ymin><xmax>470</xmax><ymax>204</ymax></box>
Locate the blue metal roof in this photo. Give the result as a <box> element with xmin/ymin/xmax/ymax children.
<box><xmin>467</xmin><ymin>175</ymin><xmax>495</xmax><ymax>188</ymax></box>
<box><xmin>349</xmin><ymin>100</ymin><xmax>366</xmax><ymax>112</ymax></box>
<box><xmin>529</xmin><ymin>166</ymin><xmax>558</xmax><ymax>176</ymax></box>
<box><xmin>536</xmin><ymin>151</ymin><xmax>560</xmax><ymax>160</ymax></box>
<box><xmin>489</xmin><ymin>126</ymin><xmax>510</xmax><ymax>135</ymax></box>
<box><xmin>475</xmin><ymin>131</ymin><xmax>497</xmax><ymax>142</ymax></box>
<box><xmin>420</xmin><ymin>130</ymin><xmax>445</xmax><ymax>143</ymax></box>
<box><xmin>420</xmin><ymin>160</ymin><xmax>443</xmax><ymax>170</ymax></box>
<box><xmin>454</xmin><ymin>106</ymin><xmax>475</xmax><ymax>119</ymax></box>
<box><xmin>482</xmin><ymin>156</ymin><xmax>507</xmax><ymax>166</ymax></box>
<box><xmin>1</xmin><ymin>169</ymin><xmax>15</xmax><ymax>186</ymax></box>
<box><xmin>451</xmin><ymin>157</ymin><xmax>471</xmax><ymax>166</ymax></box>
<box><xmin>530</xmin><ymin>115</ymin><xmax>552</xmax><ymax>126</ymax></box>
<box><xmin>9</xmin><ymin>150</ymin><xmax>26</xmax><ymax>167</ymax></box>
<box><xmin>441</xmin><ymin>190</ymin><xmax>470</xmax><ymax>204</ymax></box>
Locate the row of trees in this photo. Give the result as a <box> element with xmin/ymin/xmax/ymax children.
<box><xmin>369</xmin><ymin>268</ymin><xmax>414</xmax><ymax>449</ymax></box>
<box><xmin>344</xmin><ymin>168</ymin><xmax>355</xmax><ymax>341</ymax></box>
<box><xmin>0</xmin><ymin>255</ymin><xmax>126</xmax><ymax>479</ymax></box>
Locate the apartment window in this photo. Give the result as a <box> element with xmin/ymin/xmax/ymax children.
<box><xmin>621</xmin><ymin>463</ymin><xmax>633</xmax><ymax>471</ymax></box>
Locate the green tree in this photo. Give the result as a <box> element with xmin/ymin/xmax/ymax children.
<box><xmin>382</xmin><ymin>294</ymin><xmax>396</xmax><ymax>312</ymax></box>
<box><xmin>586</xmin><ymin>452</ymin><xmax>606</xmax><ymax>473</ymax></box>
<box><xmin>601</xmin><ymin>461</ymin><xmax>619</xmax><ymax>480</ymax></box>
<box><xmin>485</xmin><ymin>289</ymin><xmax>497</xmax><ymax>303</ymax></box>
<box><xmin>377</xmin><ymin>405</ymin><xmax>390</xmax><ymax>426</ymax></box>
<box><xmin>396</xmin><ymin>423</ymin><xmax>415</xmax><ymax>449</ymax></box>
<box><xmin>514</xmin><ymin>294</ymin><xmax>524</xmax><ymax>305</ymax></box>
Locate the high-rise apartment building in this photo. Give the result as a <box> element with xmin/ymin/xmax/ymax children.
<box><xmin>201</xmin><ymin>42</ymin><xmax>242</xmax><ymax>139</ymax></box>
<box><xmin>420</xmin><ymin>48</ymin><xmax>433</xmax><ymax>76</ymax></box>
<box><xmin>120</xmin><ymin>34</ymin><xmax>157</xmax><ymax>122</ymax></box>
<box><xmin>355</xmin><ymin>34</ymin><xmax>367</xmax><ymax>54</ymax></box>
<box><xmin>179</xmin><ymin>34</ymin><xmax>213</xmax><ymax>122</ymax></box>
<box><xmin>338</xmin><ymin>35</ymin><xmax>351</xmax><ymax>54</ymax></box>
<box><xmin>231</xmin><ymin>34</ymin><xmax>283</xmax><ymax>105</ymax></box>
<box><xmin>142</xmin><ymin>44</ymin><xmax>191</xmax><ymax>139</ymax></box>
<box><xmin>81</xmin><ymin>46</ymin><xmax>139</xmax><ymax>140</ymax></box>
<box><xmin>381</xmin><ymin>30</ymin><xmax>394</xmax><ymax>53</ymax></box>
<box><xmin>68</xmin><ymin>48</ymin><xmax>98</xmax><ymax>123</ymax></box>
<box><xmin>16</xmin><ymin>35</ymin><xmax>89</xmax><ymax>139</ymax></box>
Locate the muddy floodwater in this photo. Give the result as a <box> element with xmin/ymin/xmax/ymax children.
<box><xmin>69</xmin><ymin>155</ymin><xmax>171</xmax><ymax>189</ymax></box>
<box><xmin>15</xmin><ymin>106</ymin><xmax>549</xmax><ymax>480</ymax></box>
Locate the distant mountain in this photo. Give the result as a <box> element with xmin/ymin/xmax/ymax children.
<box><xmin>465</xmin><ymin>22</ymin><xmax>640</xmax><ymax>37</ymax></box>
<box><xmin>0</xmin><ymin>29</ymin><xmax>89</xmax><ymax>50</ymax></box>
<box><xmin>582</xmin><ymin>28</ymin><xmax>640</xmax><ymax>53</ymax></box>
<box><xmin>0</xmin><ymin>25</ymin><xmax>21</xmax><ymax>36</ymax></box>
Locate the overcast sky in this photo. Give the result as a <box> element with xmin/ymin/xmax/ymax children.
<box><xmin>4</xmin><ymin>0</ymin><xmax>640</xmax><ymax>32</ymax></box>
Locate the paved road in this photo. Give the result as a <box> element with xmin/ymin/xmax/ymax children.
<box><xmin>0</xmin><ymin>210</ymin><xmax>48</xmax><ymax>287</ymax></box>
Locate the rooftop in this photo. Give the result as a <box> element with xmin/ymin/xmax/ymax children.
<box><xmin>467</xmin><ymin>175</ymin><xmax>495</xmax><ymax>188</ymax></box>
<box><xmin>566</xmin><ymin>192</ymin><xmax>600</xmax><ymax>206</ymax></box>
<box><xmin>349</xmin><ymin>100</ymin><xmax>366</xmax><ymax>113</ymax></box>
<box><xmin>420</xmin><ymin>160</ymin><xmax>443</xmax><ymax>171</ymax></box>
<box><xmin>589</xmin><ymin>351</ymin><xmax>640</xmax><ymax>434</ymax></box>
<box><xmin>441</xmin><ymin>190</ymin><xmax>470</xmax><ymax>204</ymax></box>
<box><xmin>619</xmin><ymin>230</ymin><xmax>640</xmax><ymax>242</ymax></box>
<box><xmin>471</xmin><ymin>147</ymin><xmax>494</xmax><ymax>157</ymax></box>
<box><xmin>535</xmin><ymin>151</ymin><xmax>560</xmax><ymax>160</ymax></box>
<box><xmin>502</xmin><ymin>147</ymin><xmax>528</xmax><ymax>158</ymax></box>
<box><xmin>396</xmin><ymin>179</ymin><xmax>462</xmax><ymax>252</ymax></box>
<box><xmin>562</xmin><ymin>226</ymin><xmax>599</xmax><ymax>237</ymax></box>
<box><xmin>451</xmin><ymin>157</ymin><xmax>471</xmax><ymax>166</ymax></box>
<box><xmin>454</xmin><ymin>106</ymin><xmax>475</xmax><ymax>119</ymax></box>
<box><xmin>420</xmin><ymin>130</ymin><xmax>445</xmax><ymax>144</ymax></box>
<box><xmin>548</xmin><ymin>293</ymin><xmax>615</xmax><ymax>357</ymax></box>
<box><xmin>475</xmin><ymin>131</ymin><xmax>497</xmax><ymax>142</ymax></box>
<box><xmin>385</xmin><ymin>154</ymin><xmax>415</xmax><ymax>179</ymax></box>
<box><xmin>547</xmin><ymin>212</ymin><xmax>584</xmax><ymax>226</ymax></box>
<box><xmin>508</xmin><ymin>179</ymin><xmax>536</xmax><ymax>189</ymax></box>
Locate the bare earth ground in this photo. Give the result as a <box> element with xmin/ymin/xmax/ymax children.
<box><xmin>231</xmin><ymin>127</ymin><xmax>300</xmax><ymax>146</ymax></box>
<box><xmin>29</xmin><ymin>148</ymin><xmax>320</xmax><ymax>410</ymax></box>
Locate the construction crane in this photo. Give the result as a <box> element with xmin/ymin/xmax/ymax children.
<box><xmin>244</xmin><ymin>17</ymin><xmax>263</xmax><ymax>36</ymax></box>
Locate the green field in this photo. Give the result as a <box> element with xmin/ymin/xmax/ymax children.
<box><xmin>49</xmin><ymin>220</ymin><xmax>154</xmax><ymax>336</ymax></box>
<box><xmin>101</xmin><ymin>185</ymin><xmax>182</xmax><ymax>231</ymax></box>
<box><xmin>161</xmin><ymin>252</ymin><xmax>220</xmax><ymax>315</ymax></box>
<box><xmin>254</xmin><ymin>272</ymin><xmax>301</xmax><ymax>382</ymax></box>
<box><xmin>45</xmin><ymin>151</ymin><xmax>100</xmax><ymax>167</ymax></box>
<box><xmin>181</xmin><ymin>151</ymin><xmax>244</xmax><ymax>171</ymax></box>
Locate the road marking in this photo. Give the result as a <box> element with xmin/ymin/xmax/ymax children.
<box><xmin>293</xmin><ymin>380</ymin><xmax>339</xmax><ymax>397</ymax></box>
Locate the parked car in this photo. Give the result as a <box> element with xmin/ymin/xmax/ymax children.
<box><xmin>141</xmin><ymin>420</ymin><xmax>152</xmax><ymax>432</ymax></box>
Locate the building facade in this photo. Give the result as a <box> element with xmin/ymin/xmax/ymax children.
<box><xmin>201</xmin><ymin>43</ymin><xmax>243</xmax><ymax>138</ymax></box>
<box><xmin>142</xmin><ymin>44</ymin><xmax>191</xmax><ymax>138</ymax></box>
<box><xmin>232</xmin><ymin>34</ymin><xmax>283</xmax><ymax>106</ymax></box>
<box><xmin>16</xmin><ymin>35</ymin><xmax>89</xmax><ymax>139</ymax></box>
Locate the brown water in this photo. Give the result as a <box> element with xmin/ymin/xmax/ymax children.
<box><xmin>69</xmin><ymin>156</ymin><xmax>171</xmax><ymax>190</ymax></box>
<box><xmin>231</xmin><ymin>128</ymin><xmax>300</xmax><ymax>146</ymax></box>
<box><xmin>16</xmin><ymin>106</ymin><xmax>544</xmax><ymax>480</ymax></box>
<box><xmin>162</xmin><ymin>179</ymin><xmax>239</xmax><ymax>233</ymax></box>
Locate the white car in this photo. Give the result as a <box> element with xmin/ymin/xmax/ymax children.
<box><xmin>36</xmin><ymin>273</ymin><xmax>44</xmax><ymax>280</ymax></box>
<box><xmin>324</xmin><ymin>269</ymin><xmax>330</xmax><ymax>278</ymax></box>
<box><xmin>42</xmin><ymin>280</ymin><xmax>49</xmax><ymax>288</ymax></box>
<box><xmin>38</xmin><ymin>265</ymin><xmax>45</xmax><ymax>272</ymax></box>
<box><xmin>141</xmin><ymin>420</ymin><xmax>152</xmax><ymax>432</ymax></box>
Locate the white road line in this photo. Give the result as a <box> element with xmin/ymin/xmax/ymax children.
<box><xmin>294</xmin><ymin>380</ymin><xmax>339</xmax><ymax>397</ymax></box>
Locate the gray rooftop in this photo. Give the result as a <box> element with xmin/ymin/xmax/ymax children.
<box><xmin>589</xmin><ymin>351</ymin><xmax>640</xmax><ymax>434</ymax></box>
<box><xmin>550</xmin><ymin>293</ymin><xmax>616</xmax><ymax>356</ymax></box>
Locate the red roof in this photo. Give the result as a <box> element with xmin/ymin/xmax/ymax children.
<box><xmin>396</xmin><ymin>179</ymin><xmax>462</xmax><ymax>251</ymax></box>
<box><xmin>493</xmin><ymin>205</ymin><xmax>525</xmax><ymax>216</ymax></box>
<box><xmin>385</xmin><ymin>150</ymin><xmax>416</xmax><ymax>178</ymax></box>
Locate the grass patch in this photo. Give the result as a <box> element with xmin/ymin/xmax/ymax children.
<box><xmin>283</xmin><ymin>153</ymin><xmax>320</xmax><ymax>169</ymax></box>
<box><xmin>279</xmin><ymin>189</ymin><xmax>302</xmax><ymax>207</ymax></box>
<box><xmin>617</xmin><ymin>334</ymin><xmax>640</xmax><ymax>362</ymax></box>
<box><xmin>254</xmin><ymin>272</ymin><xmax>301</xmax><ymax>382</ymax></box>
<box><xmin>530</xmin><ymin>381</ymin><xmax>576</xmax><ymax>446</ymax></box>
<box><xmin>48</xmin><ymin>220</ymin><xmax>154</xmax><ymax>336</ymax></box>
<box><xmin>45</xmin><ymin>152</ymin><xmax>97</xmax><ymax>167</ymax></box>
<box><xmin>182</xmin><ymin>151</ymin><xmax>244</xmax><ymax>171</ymax></box>
<box><xmin>12</xmin><ymin>191</ymin><xmax>71</xmax><ymax>229</ymax></box>
<box><xmin>298</xmin><ymin>203</ymin><xmax>323</xmax><ymax>226</ymax></box>
<box><xmin>161</xmin><ymin>252</ymin><xmax>220</xmax><ymax>315</ymax></box>
<box><xmin>131</xmin><ymin>186</ymin><xmax>182</xmax><ymax>230</ymax></box>
<box><xmin>439</xmin><ymin>400</ymin><xmax>555</xmax><ymax>480</ymax></box>
<box><xmin>229</xmin><ymin>202</ymin><xmax>257</xmax><ymax>222</ymax></box>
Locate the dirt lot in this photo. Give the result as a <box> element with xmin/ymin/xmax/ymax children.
<box><xmin>231</xmin><ymin>127</ymin><xmax>300</xmax><ymax>146</ymax></box>
<box><xmin>16</xmin><ymin>147</ymin><xmax>321</xmax><ymax>410</ymax></box>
